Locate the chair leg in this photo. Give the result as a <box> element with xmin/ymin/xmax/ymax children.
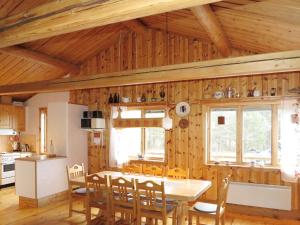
<box><xmin>188</xmin><ymin>214</ymin><xmax>192</xmax><ymax>225</ymax></box>
<box><xmin>111</xmin><ymin>211</ymin><xmax>115</xmax><ymax>225</ymax></box>
<box><xmin>172</xmin><ymin>210</ymin><xmax>177</xmax><ymax>225</ymax></box>
<box><xmin>68</xmin><ymin>194</ymin><xmax>73</xmax><ymax>217</ymax></box>
<box><xmin>86</xmin><ymin>206</ymin><xmax>91</xmax><ymax>225</ymax></box>
<box><xmin>215</xmin><ymin>216</ymin><xmax>220</xmax><ymax>225</ymax></box>
<box><xmin>196</xmin><ymin>216</ymin><xmax>199</xmax><ymax>225</ymax></box>
<box><xmin>136</xmin><ymin>216</ymin><xmax>141</xmax><ymax>225</ymax></box>
<box><xmin>221</xmin><ymin>213</ymin><xmax>226</xmax><ymax>225</ymax></box>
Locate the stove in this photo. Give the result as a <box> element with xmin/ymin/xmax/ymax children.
<box><xmin>0</xmin><ymin>152</ymin><xmax>32</xmax><ymax>186</ymax></box>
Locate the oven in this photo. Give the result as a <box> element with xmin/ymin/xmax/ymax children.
<box><xmin>0</xmin><ymin>154</ymin><xmax>17</xmax><ymax>185</ymax></box>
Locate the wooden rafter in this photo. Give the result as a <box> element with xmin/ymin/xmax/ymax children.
<box><xmin>123</xmin><ymin>20</ymin><xmax>148</xmax><ymax>36</ymax></box>
<box><xmin>0</xmin><ymin>50</ymin><xmax>299</xmax><ymax>95</ymax></box>
<box><xmin>0</xmin><ymin>0</ymin><xmax>222</xmax><ymax>48</ymax></box>
<box><xmin>191</xmin><ymin>5</ymin><xmax>231</xmax><ymax>56</ymax></box>
<box><xmin>0</xmin><ymin>46</ymin><xmax>80</xmax><ymax>75</ymax></box>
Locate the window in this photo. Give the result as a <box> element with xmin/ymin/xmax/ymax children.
<box><xmin>39</xmin><ymin>107</ymin><xmax>47</xmax><ymax>153</ymax></box>
<box><xmin>210</xmin><ymin>108</ymin><xmax>237</xmax><ymax>162</ymax></box>
<box><xmin>243</xmin><ymin>107</ymin><xmax>272</xmax><ymax>164</ymax></box>
<box><xmin>207</xmin><ymin>104</ymin><xmax>277</xmax><ymax>165</ymax></box>
<box><xmin>144</xmin><ymin>110</ymin><xmax>165</xmax><ymax>158</ymax></box>
<box><xmin>112</xmin><ymin>108</ymin><xmax>166</xmax><ymax>164</ymax></box>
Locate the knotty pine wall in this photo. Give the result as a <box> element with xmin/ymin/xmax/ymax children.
<box><xmin>69</xmin><ymin>29</ymin><xmax>300</xmax><ymax>209</ymax></box>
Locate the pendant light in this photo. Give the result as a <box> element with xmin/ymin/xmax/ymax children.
<box><xmin>162</xmin><ymin>108</ymin><xmax>173</xmax><ymax>130</ymax></box>
<box><xmin>162</xmin><ymin>13</ymin><xmax>173</xmax><ymax>131</ymax></box>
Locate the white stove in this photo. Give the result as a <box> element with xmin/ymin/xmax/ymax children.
<box><xmin>0</xmin><ymin>152</ymin><xmax>32</xmax><ymax>185</ymax></box>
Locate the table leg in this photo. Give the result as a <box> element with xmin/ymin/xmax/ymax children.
<box><xmin>177</xmin><ymin>200</ymin><xmax>188</xmax><ymax>225</ymax></box>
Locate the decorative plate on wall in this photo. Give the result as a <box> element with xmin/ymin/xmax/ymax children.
<box><xmin>175</xmin><ymin>102</ymin><xmax>190</xmax><ymax>117</ymax></box>
<box><xmin>179</xmin><ymin>119</ymin><xmax>189</xmax><ymax>129</ymax></box>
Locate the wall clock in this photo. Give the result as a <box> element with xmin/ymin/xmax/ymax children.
<box><xmin>175</xmin><ymin>102</ymin><xmax>190</xmax><ymax>117</ymax></box>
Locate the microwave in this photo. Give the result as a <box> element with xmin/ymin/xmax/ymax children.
<box><xmin>81</xmin><ymin>119</ymin><xmax>91</xmax><ymax>129</ymax></box>
<box><xmin>81</xmin><ymin>118</ymin><xmax>105</xmax><ymax>129</ymax></box>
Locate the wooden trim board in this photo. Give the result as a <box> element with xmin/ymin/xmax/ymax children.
<box><xmin>0</xmin><ymin>50</ymin><xmax>300</xmax><ymax>95</ymax></box>
<box><xmin>0</xmin><ymin>0</ymin><xmax>222</xmax><ymax>47</ymax></box>
<box><xmin>19</xmin><ymin>191</ymin><xmax>68</xmax><ymax>209</ymax></box>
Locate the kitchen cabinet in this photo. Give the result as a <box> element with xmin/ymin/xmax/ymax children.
<box><xmin>13</xmin><ymin>106</ymin><xmax>25</xmax><ymax>131</ymax></box>
<box><xmin>15</xmin><ymin>156</ymin><xmax>68</xmax><ymax>208</ymax></box>
<box><xmin>0</xmin><ymin>105</ymin><xmax>13</xmax><ymax>128</ymax></box>
<box><xmin>0</xmin><ymin>104</ymin><xmax>25</xmax><ymax>131</ymax></box>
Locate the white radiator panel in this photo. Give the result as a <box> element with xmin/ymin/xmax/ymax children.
<box><xmin>227</xmin><ymin>182</ymin><xmax>291</xmax><ymax>210</ymax></box>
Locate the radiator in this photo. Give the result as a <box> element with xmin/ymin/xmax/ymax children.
<box><xmin>227</xmin><ymin>182</ymin><xmax>292</xmax><ymax>210</ymax></box>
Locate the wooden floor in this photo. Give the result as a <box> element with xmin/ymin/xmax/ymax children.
<box><xmin>0</xmin><ymin>186</ymin><xmax>299</xmax><ymax>225</ymax></box>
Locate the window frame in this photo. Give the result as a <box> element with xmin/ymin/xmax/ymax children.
<box><xmin>116</xmin><ymin>106</ymin><xmax>167</xmax><ymax>161</ymax></box>
<box><xmin>204</xmin><ymin>101</ymin><xmax>279</xmax><ymax>167</ymax></box>
<box><xmin>39</xmin><ymin>107</ymin><xmax>47</xmax><ymax>154</ymax></box>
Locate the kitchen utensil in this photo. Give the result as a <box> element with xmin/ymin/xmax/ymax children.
<box><xmin>122</xmin><ymin>97</ymin><xmax>131</xmax><ymax>103</ymax></box>
<box><xmin>214</xmin><ymin>91</ymin><xmax>224</xmax><ymax>99</ymax></box>
<box><xmin>25</xmin><ymin>144</ymin><xmax>30</xmax><ymax>152</ymax></box>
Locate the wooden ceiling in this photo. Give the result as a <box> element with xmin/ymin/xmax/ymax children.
<box><xmin>0</xmin><ymin>0</ymin><xmax>299</xmax><ymax>100</ymax></box>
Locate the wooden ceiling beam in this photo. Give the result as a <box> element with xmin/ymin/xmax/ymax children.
<box><xmin>123</xmin><ymin>20</ymin><xmax>148</xmax><ymax>36</ymax></box>
<box><xmin>0</xmin><ymin>46</ymin><xmax>80</xmax><ymax>75</ymax></box>
<box><xmin>191</xmin><ymin>5</ymin><xmax>231</xmax><ymax>56</ymax></box>
<box><xmin>0</xmin><ymin>50</ymin><xmax>299</xmax><ymax>95</ymax></box>
<box><xmin>0</xmin><ymin>0</ymin><xmax>222</xmax><ymax>48</ymax></box>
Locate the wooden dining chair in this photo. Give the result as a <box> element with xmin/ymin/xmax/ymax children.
<box><xmin>85</xmin><ymin>174</ymin><xmax>111</xmax><ymax>225</ymax></box>
<box><xmin>142</xmin><ymin>165</ymin><xmax>164</xmax><ymax>176</ymax></box>
<box><xmin>167</xmin><ymin>167</ymin><xmax>189</xmax><ymax>179</ymax></box>
<box><xmin>122</xmin><ymin>164</ymin><xmax>143</xmax><ymax>174</ymax></box>
<box><xmin>109</xmin><ymin>176</ymin><xmax>137</xmax><ymax>225</ymax></box>
<box><xmin>135</xmin><ymin>179</ymin><xmax>177</xmax><ymax>225</ymax></box>
<box><xmin>188</xmin><ymin>175</ymin><xmax>231</xmax><ymax>225</ymax></box>
<box><xmin>66</xmin><ymin>163</ymin><xmax>86</xmax><ymax>217</ymax></box>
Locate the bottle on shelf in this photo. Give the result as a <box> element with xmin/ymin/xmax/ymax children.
<box><xmin>108</xmin><ymin>94</ymin><xmax>114</xmax><ymax>103</ymax></box>
<box><xmin>113</xmin><ymin>93</ymin><xmax>118</xmax><ymax>103</ymax></box>
<box><xmin>49</xmin><ymin>140</ymin><xmax>55</xmax><ymax>154</ymax></box>
<box><xmin>141</xmin><ymin>93</ymin><xmax>146</xmax><ymax>102</ymax></box>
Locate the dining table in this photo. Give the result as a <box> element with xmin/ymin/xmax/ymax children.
<box><xmin>70</xmin><ymin>170</ymin><xmax>212</xmax><ymax>225</ymax></box>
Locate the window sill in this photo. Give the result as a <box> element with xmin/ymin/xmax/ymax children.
<box><xmin>206</xmin><ymin>162</ymin><xmax>280</xmax><ymax>171</ymax></box>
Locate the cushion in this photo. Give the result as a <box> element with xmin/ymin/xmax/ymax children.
<box><xmin>140</xmin><ymin>201</ymin><xmax>176</xmax><ymax>213</ymax></box>
<box><xmin>73</xmin><ymin>188</ymin><xmax>87</xmax><ymax>195</ymax></box>
<box><xmin>166</xmin><ymin>203</ymin><xmax>177</xmax><ymax>213</ymax></box>
<box><xmin>193</xmin><ymin>202</ymin><xmax>217</xmax><ymax>213</ymax></box>
<box><xmin>73</xmin><ymin>187</ymin><xmax>94</xmax><ymax>195</ymax></box>
<box><xmin>156</xmin><ymin>198</ymin><xmax>177</xmax><ymax>205</ymax></box>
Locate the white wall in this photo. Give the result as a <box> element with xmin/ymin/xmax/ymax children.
<box><xmin>16</xmin><ymin>158</ymin><xmax>69</xmax><ymax>199</ymax></box>
<box><xmin>67</xmin><ymin>104</ymin><xmax>88</xmax><ymax>166</ymax></box>
<box><xmin>36</xmin><ymin>158</ymin><xmax>68</xmax><ymax>198</ymax></box>
<box><xmin>15</xmin><ymin>160</ymin><xmax>36</xmax><ymax>198</ymax></box>
<box><xmin>48</xmin><ymin>102</ymin><xmax>68</xmax><ymax>157</ymax></box>
<box><xmin>25</xmin><ymin>92</ymin><xmax>88</xmax><ymax>166</ymax></box>
<box><xmin>25</xmin><ymin>92</ymin><xmax>70</xmax><ymax>138</ymax></box>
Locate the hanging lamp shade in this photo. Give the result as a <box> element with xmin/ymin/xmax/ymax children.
<box><xmin>162</xmin><ymin>110</ymin><xmax>173</xmax><ymax>130</ymax></box>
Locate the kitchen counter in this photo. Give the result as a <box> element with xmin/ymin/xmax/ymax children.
<box><xmin>15</xmin><ymin>156</ymin><xmax>68</xmax><ymax>208</ymax></box>
<box><xmin>15</xmin><ymin>155</ymin><xmax>66</xmax><ymax>162</ymax></box>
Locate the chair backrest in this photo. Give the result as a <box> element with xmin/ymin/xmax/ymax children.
<box><xmin>122</xmin><ymin>164</ymin><xmax>142</xmax><ymax>174</ymax></box>
<box><xmin>216</xmin><ymin>175</ymin><xmax>231</xmax><ymax>215</ymax></box>
<box><xmin>143</xmin><ymin>165</ymin><xmax>164</xmax><ymax>176</ymax></box>
<box><xmin>167</xmin><ymin>167</ymin><xmax>188</xmax><ymax>179</ymax></box>
<box><xmin>135</xmin><ymin>180</ymin><xmax>166</xmax><ymax>215</ymax></box>
<box><xmin>85</xmin><ymin>174</ymin><xmax>109</xmax><ymax>203</ymax></box>
<box><xmin>67</xmin><ymin>163</ymin><xmax>85</xmax><ymax>180</ymax></box>
<box><xmin>109</xmin><ymin>176</ymin><xmax>136</xmax><ymax>210</ymax></box>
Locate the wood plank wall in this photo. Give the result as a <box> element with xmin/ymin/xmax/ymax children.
<box><xmin>69</xmin><ymin>29</ymin><xmax>300</xmax><ymax>209</ymax></box>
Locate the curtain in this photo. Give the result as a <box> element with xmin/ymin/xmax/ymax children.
<box><xmin>109</xmin><ymin>107</ymin><xmax>119</xmax><ymax>167</ymax></box>
<box><xmin>280</xmin><ymin>99</ymin><xmax>300</xmax><ymax>183</ymax></box>
<box><xmin>109</xmin><ymin>107</ymin><xmax>142</xmax><ymax>168</ymax></box>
